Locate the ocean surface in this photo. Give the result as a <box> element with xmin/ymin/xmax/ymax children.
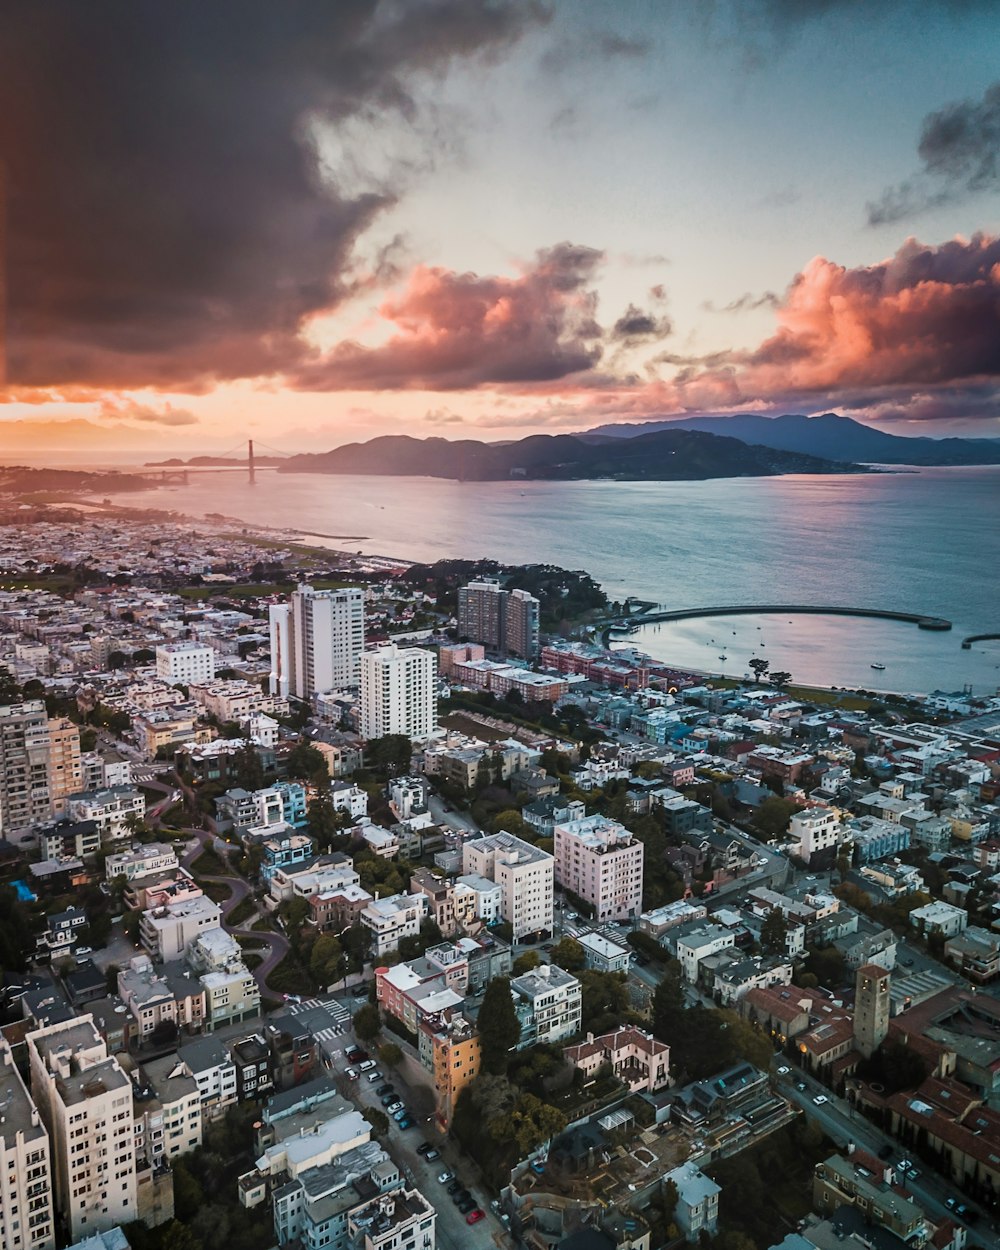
<box><xmin>109</xmin><ymin>466</ymin><xmax>1000</xmax><ymax>697</ymax></box>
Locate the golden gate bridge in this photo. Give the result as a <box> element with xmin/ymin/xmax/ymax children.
<box><xmin>149</xmin><ymin>439</ymin><xmax>292</xmax><ymax>484</ymax></box>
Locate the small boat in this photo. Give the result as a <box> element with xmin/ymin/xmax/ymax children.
<box><xmin>718</xmin><ymin>654</ymin><xmax>727</xmax><ymax>661</ymax></box>
<box><xmin>871</xmin><ymin>662</ymin><xmax>886</xmax><ymax>671</ymax></box>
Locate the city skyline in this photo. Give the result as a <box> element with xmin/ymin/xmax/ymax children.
<box><xmin>3</xmin><ymin>1</ymin><xmax>1000</xmax><ymax>456</ymax></box>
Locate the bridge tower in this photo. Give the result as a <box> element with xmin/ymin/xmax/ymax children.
<box><xmin>248</xmin><ymin>438</ymin><xmax>256</xmax><ymax>485</ymax></box>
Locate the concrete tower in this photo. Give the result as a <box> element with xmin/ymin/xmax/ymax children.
<box><xmin>854</xmin><ymin>962</ymin><xmax>890</xmax><ymax>1058</ymax></box>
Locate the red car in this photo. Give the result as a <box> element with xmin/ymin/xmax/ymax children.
<box><xmin>466</xmin><ymin>1210</ymin><xmax>485</xmax><ymax>1225</ymax></box>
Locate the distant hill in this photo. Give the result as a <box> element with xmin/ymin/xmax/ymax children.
<box><xmin>581</xmin><ymin>412</ymin><xmax>1000</xmax><ymax>465</ymax></box>
<box><xmin>277</xmin><ymin>429</ymin><xmax>867</xmax><ymax>481</ymax></box>
<box><xmin>144</xmin><ymin>455</ymin><xmax>284</xmax><ymax>466</ymax></box>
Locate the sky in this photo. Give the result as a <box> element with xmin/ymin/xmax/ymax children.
<box><xmin>3</xmin><ymin>0</ymin><xmax>1000</xmax><ymax>456</ymax></box>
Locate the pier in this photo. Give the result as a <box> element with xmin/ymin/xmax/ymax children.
<box><xmin>962</xmin><ymin>633</ymin><xmax>1000</xmax><ymax>650</ymax></box>
<box><xmin>606</xmin><ymin>603</ymin><xmax>953</xmax><ymax>642</ymax></box>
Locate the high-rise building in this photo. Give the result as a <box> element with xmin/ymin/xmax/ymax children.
<box><xmin>0</xmin><ymin>1038</ymin><xmax>55</xmax><ymax>1250</ymax></box>
<box><xmin>457</xmin><ymin>579</ymin><xmax>506</xmax><ymax>650</ymax></box>
<box><xmin>27</xmin><ymin>1017</ymin><xmax>138</xmax><ymax>1242</ymax></box>
<box><xmin>269</xmin><ymin>584</ymin><xmax>364</xmax><ymax>700</ymax></box>
<box><xmin>47</xmin><ymin>717</ymin><xmax>82</xmax><ymax>818</ymax></box>
<box><xmin>0</xmin><ymin>701</ymin><xmax>52</xmax><ymax>838</ymax></box>
<box><xmin>853</xmin><ymin>962</ymin><xmax>890</xmax><ymax>1058</ymax></box>
<box><xmin>456</xmin><ymin>579</ymin><xmax>539</xmax><ymax>658</ymax></box>
<box><xmin>506</xmin><ymin>588</ymin><xmax>540</xmax><ymax>659</ymax></box>
<box><xmin>359</xmin><ymin>645</ymin><xmax>437</xmax><ymax>742</ymax></box>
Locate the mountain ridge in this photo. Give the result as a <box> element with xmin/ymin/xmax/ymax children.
<box><xmin>276</xmin><ymin>428</ymin><xmax>869</xmax><ymax>481</ymax></box>
<box><xmin>580</xmin><ymin>412</ymin><xmax>1000</xmax><ymax>465</ymax></box>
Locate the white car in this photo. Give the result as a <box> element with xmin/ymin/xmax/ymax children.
<box><xmin>358</xmin><ymin>1059</ymin><xmax>377</xmax><ymax>1072</ymax></box>
<box><xmin>813</xmin><ymin>1094</ymin><xmax>828</xmax><ymax>1105</ymax></box>
<box><xmin>366</xmin><ymin>1070</ymin><xmax>383</xmax><ymax>1083</ymax></box>
<box><xmin>438</xmin><ymin>1172</ymin><xmax>454</xmax><ymax>1185</ymax></box>
<box><xmin>777</xmin><ymin>1065</ymin><xmax>790</xmax><ymax>1075</ymax></box>
<box><xmin>75</xmin><ymin>946</ymin><xmax>93</xmax><ymax>956</ymax></box>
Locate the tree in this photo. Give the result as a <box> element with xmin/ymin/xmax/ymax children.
<box><xmin>760</xmin><ymin>907</ymin><xmax>788</xmax><ymax>954</ymax></box>
<box><xmin>231</xmin><ymin>742</ymin><xmax>265</xmax><ymax>792</ymax></box>
<box><xmin>363</xmin><ymin>1106</ymin><xmax>390</xmax><ymax>1138</ymax></box>
<box><xmin>770</xmin><ymin>670</ymin><xmax>792</xmax><ymax>687</ymax></box>
<box><xmin>309</xmin><ymin>934</ymin><xmax>344</xmax><ymax>987</ymax></box>
<box><xmin>308</xmin><ymin>789</ymin><xmax>347</xmax><ymax>849</ymax></box>
<box><xmin>287</xmin><ymin>741</ymin><xmax>329</xmax><ymax>783</ymax></box>
<box><xmin>512</xmin><ymin>950</ymin><xmax>541</xmax><ymax>976</ymax></box>
<box><xmin>549</xmin><ymin>937</ymin><xmax>586</xmax><ymax>972</ymax></box>
<box><xmin>751</xmin><ymin>795</ymin><xmax>798</xmax><ymax>838</ymax></box>
<box><xmin>652</xmin><ymin>961</ymin><xmax>685</xmax><ymax>1042</ymax></box>
<box><xmin>478</xmin><ymin>977</ymin><xmax>521</xmax><ymax>1074</ymax></box>
<box><xmin>379</xmin><ymin>1042</ymin><xmax>403</xmax><ymax>1068</ymax></box>
<box><xmin>353</xmin><ymin>1002</ymin><xmax>381</xmax><ymax>1043</ymax></box>
<box><xmin>749</xmin><ymin>657</ymin><xmax>770</xmax><ymax>683</ymax></box>
<box><xmin>366</xmin><ymin>735</ymin><xmax>413</xmax><ymax>778</ymax></box>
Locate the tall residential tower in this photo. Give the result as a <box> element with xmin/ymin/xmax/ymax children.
<box><xmin>359</xmin><ymin>645</ymin><xmax>437</xmax><ymax>742</ymax></box>
<box><xmin>269</xmin><ymin>584</ymin><xmax>364</xmax><ymax>700</ymax></box>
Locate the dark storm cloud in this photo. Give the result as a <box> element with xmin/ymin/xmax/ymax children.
<box><xmin>610</xmin><ymin>304</ymin><xmax>672</xmax><ymax>343</ymax></box>
<box><xmin>0</xmin><ymin>0</ymin><xmax>546</xmax><ymax>393</ymax></box>
<box><xmin>868</xmin><ymin>80</ymin><xmax>1000</xmax><ymax>224</ymax></box>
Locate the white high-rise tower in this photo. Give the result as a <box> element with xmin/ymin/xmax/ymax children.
<box><xmin>269</xmin><ymin>584</ymin><xmax>364</xmax><ymax>699</ymax></box>
<box><xmin>360</xmin><ymin>645</ymin><xmax>437</xmax><ymax>742</ymax></box>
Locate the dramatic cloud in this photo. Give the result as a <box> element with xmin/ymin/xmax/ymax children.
<box><xmin>97</xmin><ymin>400</ymin><xmax>199</xmax><ymax>427</ymax></box>
<box><xmin>290</xmin><ymin>243</ymin><xmax>606</xmax><ymax>391</ymax></box>
<box><xmin>0</xmin><ymin>1</ymin><xmax>546</xmax><ymax>394</ymax></box>
<box><xmin>868</xmin><ymin>81</ymin><xmax>1000</xmax><ymax>225</ymax></box>
<box><xmin>666</xmin><ymin>233</ymin><xmax>1000</xmax><ymax>415</ymax></box>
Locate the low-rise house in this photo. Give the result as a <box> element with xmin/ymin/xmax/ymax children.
<box><xmin>330</xmin><ymin>781</ymin><xmax>369</xmax><ymax>821</ymax></box>
<box><xmin>66</xmin><ymin>786</ymin><xmax>146</xmax><ymax>844</ymax></box>
<box><xmin>105</xmin><ymin>843</ymin><xmax>179</xmax><ymax>881</ymax></box>
<box><xmin>945</xmin><ymin>926</ymin><xmax>1000</xmax><ymax>983</ymax></box>
<box><xmin>511</xmin><ymin>963</ymin><xmax>582</xmax><ymax>1047</ymax></box>
<box><xmin>638</xmin><ymin>900</ymin><xmax>708</xmax><ymax>941</ymax></box>
<box><xmin>910</xmin><ymin>900</ymin><xmax>968</xmax><ymax>939</ymax></box>
<box><xmin>140</xmin><ymin>895</ymin><xmax>223</xmax><ymax>962</ymax></box>
<box><xmin>813</xmin><ymin>1151</ymin><xmax>929</xmax><ymax>1244</ymax></box>
<box><xmin>664</xmin><ymin>1161</ymin><xmax>720</xmax><ymax>1242</ymax></box>
<box><xmin>702</xmin><ymin>951</ymin><xmax>793</xmax><ymax>1006</ymax></box>
<box><xmin>179</xmin><ymin>1035</ymin><xmax>238</xmax><ymax>1120</ymax></box>
<box><xmin>564</xmin><ymin>1026</ymin><xmax>670</xmax><ymax>1093</ymax></box>
<box><xmin>35</xmin><ymin>905</ymin><xmax>88</xmax><ymax>959</ymax></box>
<box><xmin>577</xmin><ymin>931</ymin><xmax>631</xmax><ymax>974</ymax></box>
<box><xmin>740</xmin><ymin>985</ymin><xmax>812</xmax><ymax>1045</ymax></box>
<box><xmin>675</xmin><ymin>925</ymin><xmax>736</xmax><ymax>982</ymax></box>
<box><xmin>361</xmin><ymin>892</ymin><xmax>429</xmax><ymax>957</ymax></box>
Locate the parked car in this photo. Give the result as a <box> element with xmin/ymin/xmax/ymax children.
<box><xmin>452</xmin><ymin>1188</ymin><xmax>471</xmax><ymax>1205</ymax></box>
<box><xmin>345</xmin><ymin>1068</ymin><xmax>359</xmax><ymax>1081</ymax></box>
<box><xmin>351</xmin><ymin>983</ymin><xmax>369</xmax><ymax>997</ymax></box>
<box><xmin>346</xmin><ymin>1047</ymin><xmax>367</xmax><ymax>1064</ymax></box>
<box><xmin>425</xmin><ymin>1149</ymin><xmax>439</xmax><ymax>1161</ymax></box>
<box><xmin>458</xmin><ymin>1197</ymin><xmax>477</xmax><ymax>1215</ymax></box>
<box><xmin>813</xmin><ymin>1095</ymin><xmax>828</xmax><ymax>1105</ymax></box>
<box><xmin>446</xmin><ymin>1179</ymin><xmax>462</xmax><ymax>1194</ymax></box>
<box><xmin>75</xmin><ymin>946</ymin><xmax>93</xmax><ymax>957</ymax></box>
<box><xmin>386</xmin><ymin>1100</ymin><xmax>403</xmax><ymax>1113</ymax></box>
<box><xmin>392</xmin><ymin>1107</ymin><xmax>409</xmax><ymax>1121</ymax></box>
<box><xmin>366</xmin><ymin>1069</ymin><xmax>383</xmax><ymax>1083</ymax></box>
<box><xmin>466</xmin><ymin>1210</ymin><xmax>485</xmax><ymax>1225</ymax></box>
<box><xmin>380</xmin><ymin>1093</ymin><xmax>398</xmax><ymax>1107</ymax></box>
<box><xmin>358</xmin><ymin>1059</ymin><xmax>377</xmax><ymax>1072</ymax></box>
<box><xmin>416</xmin><ymin>1143</ymin><xmax>433</xmax><ymax>1157</ymax></box>
<box><xmin>376</xmin><ymin>1084</ymin><xmax>394</xmax><ymax>1097</ymax></box>
<box><xmin>399</xmin><ymin>1118</ymin><xmax>415</xmax><ymax>1130</ymax></box>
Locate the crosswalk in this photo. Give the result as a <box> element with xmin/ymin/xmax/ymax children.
<box><xmin>286</xmin><ymin>996</ymin><xmax>353</xmax><ymax>1044</ymax></box>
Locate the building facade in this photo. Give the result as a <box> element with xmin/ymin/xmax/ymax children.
<box><xmin>359</xmin><ymin>645</ymin><xmax>437</xmax><ymax>742</ymax></box>
<box><xmin>269</xmin><ymin>584</ymin><xmax>365</xmax><ymax>700</ymax></box>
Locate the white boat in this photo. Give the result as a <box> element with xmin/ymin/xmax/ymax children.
<box><xmin>871</xmin><ymin>662</ymin><xmax>886</xmax><ymax>671</ymax></box>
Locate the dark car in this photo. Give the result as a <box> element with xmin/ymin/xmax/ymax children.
<box><xmin>397</xmin><ymin>1117</ymin><xmax>414</xmax><ymax>1130</ymax></box>
<box><xmin>380</xmin><ymin>1093</ymin><xmax>398</xmax><ymax>1107</ymax></box>
<box><xmin>447</xmin><ymin>1180</ymin><xmax>463</xmax><ymax>1196</ymax></box>
<box><xmin>376</xmin><ymin>1084</ymin><xmax>394</xmax><ymax>1098</ymax></box>
<box><xmin>416</xmin><ymin>1143</ymin><xmax>433</xmax><ymax>1156</ymax></box>
<box><xmin>458</xmin><ymin>1197</ymin><xmax>477</xmax><ymax>1215</ymax></box>
<box><xmin>452</xmin><ymin>1189</ymin><xmax>472</xmax><ymax>1206</ymax></box>
<box><xmin>351</xmin><ymin>983</ymin><xmax>369</xmax><ymax>997</ymax></box>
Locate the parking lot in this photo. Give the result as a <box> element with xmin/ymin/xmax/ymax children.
<box><xmin>326</xmin><ymin>1029</ymin><xmax>507</xmax><ymax>1250</ymax></box>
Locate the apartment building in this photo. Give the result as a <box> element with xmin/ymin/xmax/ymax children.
<box><xmin>462</xmin><ymin>831</ymin><xmax>554</xmax><ymax>940</ymax></box>
<box><xmin>155</xmin><ymin>642</ymin><xmax>216</xmax><ymax>685</ymax></box>
<box><xmin>420</xmin><ymin>1012</ymin><xmax>480</xmax><ymax>1130</ymax></box>
<box><xmin>511</xmin><ymin>964</ymin><xmax>582</xmax><ymax>1047</ymax></box>
<box><xmin>664</xmin><ymin>1162</ymin><xmax>720</xmax><ymax>1243</ymax></box>
<box><xmin>553</xmin><ymin>813</ymin><xmax>643</xmax><ymax>922</ymax></box>
<box><xmin>0</xmin><ymin>701</ymin><xmax>52</xmax><ymax>838</ymax></box>
<box><xmin>105</xmin><ymin>844</ymin><xmax>179</xmax><ymax>883</ymax></box>
<box><xmin>66</xmin><ymin>788</ymin><xmax>146</xmax><ymax>846</ymax></box>
<box><xmin>788</xmin><ymin>806</ymin><xmax>842</xmax><ymax>864</ymax></box>
<box><xmin>47</xmin><ymin>718</ymin><xmax>83</xmax><ymax>817</ymax></box>
<box><xmin>140</xmin><ymin>896</ymin><xmax>223</xmax><ymax>962</ymax></box>
<box><xmin>349</xmin><ymin>1188</ymin><xmax>436</xmax><ymax>1250</ymax></box>
<box><xmin>0</xmin><ymin>1039</ymin><xmax>55</xmax><ymax>1250</ymax></box>
<box><xmin>27</xmin><ymin>1017</ymin><xmax>138</xmax><ymax>1243</ymax></box>
<box><xmin>564</xmin><ymin>1026</ymin><xmax>670</xmax><ymax>1094</ymax></box>
<box><xmin>360</xmin><ymin>893</ymin><xmax>429</xmax><ymax>957</ymax></box>
<box><xmin>457</xmin><ymin>579</ymin><xmax>540</xmax><ymax>658</ymax></box>
<box><xmin>269</xmin><ymin>584</ymin><xmax>365</xmax><ymax>699</ymax></box>
<box><xmin>126</xmin><ymin>1053</ymin><xmax>203</xmax><ymax>1168</ymax></box>
<box><xmin>359</xmin><ymin>644</ymin><xmax>437</xmax><ymax>742</ymax></box>
<box><xmin>179</xmin><ymin>1037</ymin><xmax>238</xmax><ymax>1121</ymax></box>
